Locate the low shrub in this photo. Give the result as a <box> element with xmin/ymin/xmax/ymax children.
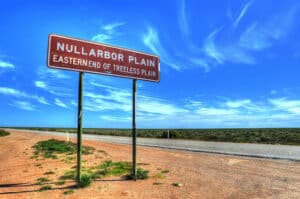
<box><xmin>32</xmin><ymin>139</ymin><xmax>94</xmax><ymax>159</ymax></box>
<box><xmin>39</xmin><ymin>185</ymin><xmax>52</xmax><ymax>192</ymax></box>
<box><xmin>79</xmin><ymin>174</ymin><xmax>92</xmax><ymax>188</ymax></box>
<box><xmin>0</xmin><ymin>129</ymin><xmax>10</xmax><ymax>137</ymax></box>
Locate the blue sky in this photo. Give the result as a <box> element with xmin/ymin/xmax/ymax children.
<box><xmin>0</xmin><ymin>0</ymin><xmax>300</xmax><ymax>128</ymax></box>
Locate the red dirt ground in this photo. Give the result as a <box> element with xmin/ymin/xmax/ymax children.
<box><xmin>0</xmin><ymin>130</ymin><xmax>299</xmax><ymax>199</ymax></box>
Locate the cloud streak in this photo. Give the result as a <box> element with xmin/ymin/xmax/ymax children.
<box><xmin>178</xmin><ymin>0</ymin><xmax>189</xmax><ymax>37</ymax></box>
<box><xmin>204</xmin><ymin>27</ymin><xmax>255</xmax><ymax>65</ymax></box>
<box><xmin>10</xmin><ymin>100</ymin><xmax>35</xmax><ymax>111</ymax></box>
<box><xmin>35</xmin><ymin>67</ymin><xmax>73</xmax><ymax>97</ymax></box>
<box><xmin>269</xmin><ymin>98</ymin><xmax>300</xmax><ymax>114</ymax></box>
<box><xmin>0</xmin><ymin>86</ymin><xmax>49</xmax><ymax>106</ymax></box>
<box><xmin>142</xmin><ymin>27</ymin><xmax>182</xmax><ymax>70</ymax></box>
<box><xmin>55</xmin><ymin>98</ymin><xmax>68</xmax><ymax>108</ymax></box>
<box><xmin>233</xmin><ymin>0</ymin><xmax>253</xmax><ymax>28</ymax></box>
<box><xmin>74</xmin><ymin>79</ymin><xmax>300</xmax><ymax>127</ymax></box>
<box><xmin>92</xmin><ymin>21</ymin><xmax>125</xmax><ymax>43</ymax></box>
<box><xmin>0</xmin><ymin>59</ymin><xmax>14</xmax><ymax>69</ymax></box>
<box><xmin>142</xmin><ymin>26</ymin><xmax>208</xmax><ymax>71</ymax></box>
<box><xmin>137</xmin><ymin>94</ymin><xmax>300</xmax><ymax>127</ymax></box>
<box><xmin>102</xmin><ymin>22</ymin><xmax>126</xmax><ymax>31</ymax></box>
<box><xmin>38</xmin><ymin>67</ymin><xmax>70</xmax><ymax>79</ymax></box>
<box><xmin>203</xmin><ymin>3</ymin><xmax>298</xmax><ymax>66</ymax></box>
<box><xmin>0</xmin><ymin>87</ymin><xmax>25</xmax><ymax>97</ymax></box>
<box><xmin>35</xmin><ymin>81</ymin><xmax>47</xmax><ymax>89</ymax></box>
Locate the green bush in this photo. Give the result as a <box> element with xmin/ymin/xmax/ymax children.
<box><xmin>36</xmin><ymin>177</ymin><xmax>50</xmax><ymax>185</ymax></box>
<box><xmin>39</xmin><ymin>185</ymin><xmax>52</xmax><ymax>192</ymax></box>
<box><xmin>79</xmin><ymin>174</ymin><xmax>92</xmax><ymax>188</ymax></box>
<box><xmin>0</xmin><ymin>129</ymin><xmax>10</xmax><ymax>137</ymax></box>
<box><xmin>32</xmin><ymin>139</ymin><xmax>94</xmax><ymax>159</ymax></box>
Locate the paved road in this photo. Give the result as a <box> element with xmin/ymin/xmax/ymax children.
<box><xmin>6</xmin><ymin>128</ymin><xmax>300</xmax><ymax>161</ymax></box>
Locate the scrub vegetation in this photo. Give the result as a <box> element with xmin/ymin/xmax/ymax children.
<box><xmin>17</xmin><ymin>127</ymin><xmax>300</xmax><ymax>145</ymax></box>
<box><xmin>31</xmin><ymin>139</ymin><xmax>150</xmax><ymax>194</ymax></box>
<box><xmin>39</xmin><ymin>185</ymin><xmax>52</xmax><ymax>192</ymax></box>
<box><xmin>36</xmin><ymin>177</ymin><xmax>50</xmax><ymax>185</ymax></box>
<box><xmin>32</xmin><ymin>139</ymin><xmax>95</xmax><ymax>159</ymax></box>
<box><xmin>60</xmin><ymin>160</ymin><xmax>149</xmax><ymax>181</ymax></box>
<box><xmin>0</xmin><ymin>129</ymin><xmax>10</xmax><ymax>137</ymax></box>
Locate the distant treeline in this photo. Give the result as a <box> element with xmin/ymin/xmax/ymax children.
<box><xmin>6</xmin><ymin>127</ymin><xmax>300</xmax><ymax>145</ymax></box>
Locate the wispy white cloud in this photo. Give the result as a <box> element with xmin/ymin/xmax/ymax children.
<box><xmin>36</xmin><ymin>67</ymin><xmax>73</xmax><ymax>97</ymax></box>
<box><xmin>196</xmin><ymin>107</ymin><xmax>237</xmax><ymax>116</ymax></box>
<box><xmin>36</xmin><ymin>97</ymin><xmax>49</xmax><ymax>105</ymax></box>
<box><xmin>204</xmin><ymin>28</ymin><xmax>255</xmax><ymax>64</ymax></box>
<box><xmin>224</xmin><ymin>99</ymin><xmax>266</xmax><ymax>112</ymax></box>
<box><xmin>55</xmin><ymin>98</ymin><xmax>67</xmax><ymax>108</ymax></box>
<box><xmin>241</xmin><ymin>5</ymin><xmax>298</xmax><ymax>50</ymax></box>
<box><xmin>233</xmin><ymin>0</ymin><xmax>253</xmax><ymax>28</ymax></box>
<box><xmin>92</xmin><ymin>21</ymin><xmax>125</xmax><ymax>43</ymax></box>
<box><xmin>142</xmin><ymin>26</ymin><xmax>208</xmax><ymax>71</ymax></box>
<box><xmin>84</xmin><ymin>80</ymin><xmax>188</xmax><ymax>117</ymax></box>
<box><xmin>0</xmin><ymin>87</ymin><xmax>25</xmax><ymax>97</ymax></box>
<box><xmin>178</xmin><ymin>0</ymin><xmax>189</xmax><ymax>36</ymax></box>
<box><xmin>138</xmin><ymin>95</ymin><xmax>188</xmax><ymax>115</ymax></box>
<box><xmin>184</xmin><ymin>99</ymin><xmax>203</xmax><ymax>109</ymax></box>
<box><xmin>84</xmin><ymin>80</ymin><xmax>300</xmax><ymax>127</ymax></box>
<box><xmin>147</xmin><ymin>95</ymin><xmax>298</xmax><ymax>127</ymax></box>
<box><xmin>269</xmin><ymin>98</ymin><xmax>300</xmax><ymax>114</ymax></box>
<box><xmin>84</xmin><ymin>77</ymin><xmax>300</xmax><ymax>127</ymax></box>
<box><xmin>38</xmin><ymin>67</ymin><xmax>70</xmax><ymax>79</ymax></box>
<box><xmin>239</xmin><ymin>23</ymin><xmax>272</xmax><ymax>50</ymax></box>
<box><xmin>84</xmin><ymin>89</ymin><xmax>131</xmax><ymax>112</ymax></box>
<box><xmin>225</xmin><ymin>99</ymin><xmax>251</xmax><ymax>108</ymax></box>
<box><xmin>142</xmin><ymin>27</ymin><xmax>180</xmax><ymax>70</ymax></box>
<box><xmin>102</xmin><ymin>22</ymin><xmax>126</xmax><ymax>31</ymax></box>
<box><xmin>0</xmin><ymin>86</ymin><xmax>50</xmax><ymax>105</ymax></box>
<box><xmin>35</xmin><ymin>81</ymin><xmax>47</xmax><ymax>89</ymax></box>
<box><xmin>204</xmin><ymin>28</ymin><xmax>225</xmax><ymax>64</ymax></box>
<box><xmin>203</xmin><ymin>3</ymin><xmax>298</xmax><ymax>66</ymax></box>
<box><xmin>142</xmin><ymin>27</ymin><xmax>161</xmax><ymax>55</ymax></box>
<box><xmin>10</xmin><ymin>100</ymin><xmax>35</xmax><ymax>111</ymax></box>
<box><xmin>92</xmin><ymin>34</ymin><xmax>111</xmax><ymax>42</ymax></box>
<box><xmin>0</xmin><ymin>59</ymin><xmax>14</xmax><ymax>69</ymax></box>
<box><xmin>100</xmin><ymin>115</ymin><xmax>131</xmax><ymax>122</ymax></box>
<box><xmin>238</xmin><ymin>8</ymin><xmax>296</xmax><ymax>51</ymax></box>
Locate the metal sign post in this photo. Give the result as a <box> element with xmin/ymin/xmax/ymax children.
<box><xmin>76</xmin><ymin>72</ymin><xmax>84</xmax><ymax>185</ymax></box>
<box><xmin>132</xmin><ymin>79</ymin><xmax>137</xmax><ymax>180</ymax></box>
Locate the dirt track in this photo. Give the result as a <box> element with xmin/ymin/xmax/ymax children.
<box><xmin>0</xmin><ymin>130</ymin><xmax>299</xmax><ymax>199</ymax></box>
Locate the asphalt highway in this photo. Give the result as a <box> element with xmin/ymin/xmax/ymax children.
<box><xmin>6</xmin><ymin>128</ymin><xmax>300</xmax><ymax>161</ymax></box>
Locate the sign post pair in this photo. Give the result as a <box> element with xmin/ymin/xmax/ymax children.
<box><xmin>47</xmin><ymin>34</ymin><xmax>160</xmax><ymax>185</ymax></box>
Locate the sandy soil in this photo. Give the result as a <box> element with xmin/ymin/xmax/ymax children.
<box><xmin>0</xmin><ymin>130</ymin><xmax>299</xmax><ymax>199</ymax></box>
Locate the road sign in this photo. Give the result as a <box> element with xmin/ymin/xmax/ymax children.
<box><xmin>47</xmin><ymin>34</ymin><xmax>160</xmax><ymax>82</ymax></box>
<box><xmin>46</xmin><ymin>34</ymin><xmax>160</xmax><ymax>185</ymax></box>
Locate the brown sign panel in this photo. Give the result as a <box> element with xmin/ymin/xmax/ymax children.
<box><xmin>47</xmin><ymin>34</ymin><xmax>160</xmax><ymax>82</ymax></box>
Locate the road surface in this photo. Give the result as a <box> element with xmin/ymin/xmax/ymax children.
<box><xmin>5</xmin><ymin>128</ymin><xmax>300</xmax><ymax>161</ymax></box>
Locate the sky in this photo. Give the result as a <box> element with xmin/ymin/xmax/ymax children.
<box><xmin>0</xmin><ymin>0</ymin><xmax>300</xmax><ymax>128</ymax></box>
